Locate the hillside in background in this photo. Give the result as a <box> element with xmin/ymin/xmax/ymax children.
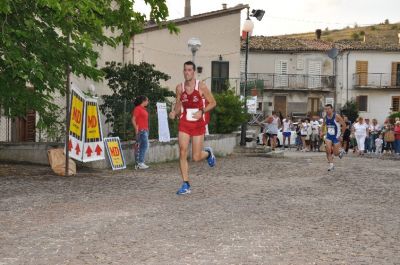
<box><xmin>281</xmin><ymin>22</ymin><xmax>400</xmax><ymax>44</ymax></box>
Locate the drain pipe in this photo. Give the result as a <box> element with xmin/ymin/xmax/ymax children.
<box><xmin>346</xmin><ymin>51</ymin><xmax>351</xmax><ymax>103</ymax></box>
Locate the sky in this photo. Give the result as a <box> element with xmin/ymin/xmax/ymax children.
<box><xmin>134</xmin><ymin>0</ymin><xmax>400</xmax><ymax>36</ymax></box>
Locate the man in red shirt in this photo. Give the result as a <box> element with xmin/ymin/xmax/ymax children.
<box><xmin>169</xmin><ymin>61</ymin><xmax>217</xmax><ymax>195</ymax></box>
<box><xmin>131</xmin><ymin>95</ymin><xmax>149</xmax><ymax>169</ymax></box>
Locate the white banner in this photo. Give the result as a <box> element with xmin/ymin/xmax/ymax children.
<box><xmin>247</xmin><ymin>96</ymin><xmax>258</xmax><ymax>114</ymax></box>
<box><xmin>156</xmin><ymin>102</ymin><xmax>171</xmax><ymax>142</ymax></box>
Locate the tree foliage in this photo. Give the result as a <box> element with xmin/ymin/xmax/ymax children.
<box><xmin>340</xmin><ymin>100</ymin><xmax>359</xmax><ymax>123</ymax></box>
<box><xmin>209</xmin><ymin>90</ymin><xmax>248</xmax><ymax>134</ymax></box>
<box><xmin>0</xmin><ymin>0</ymin><xmax>176</xmax><ymax>126</ymax></box>
<box><xmin>100</xmin><ymin>61</ymin><xmax>175</xmax><ymax>140</ymax></box>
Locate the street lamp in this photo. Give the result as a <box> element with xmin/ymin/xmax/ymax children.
<box><xmin>188</xmin><ymin>37</ymin><xmax>202</xmax><ymax>63</ymax></box>
<box><xmin>240</xmin><ymin>8</ymin><xmax>264</xmax><ymax>146</ymax></box>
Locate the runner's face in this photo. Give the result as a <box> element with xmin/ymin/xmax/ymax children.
<box><xmin>183</xmin><ymin>65</ymin><xmax>195</xmax><ymax>81</ymax></box>
<box><xmin>325</xmin><ymin>106</ymin><xmax>333</xmax><ymax>116</ymax></box>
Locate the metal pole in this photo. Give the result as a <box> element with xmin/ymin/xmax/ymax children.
<box><xmin>240</xmin><ymin>10</ymin><xmax>250</xmax><ymax>146</ymax></box>
<box><xmin>65</xmin><ymin>33</ymin><xmax>71</xmax><ymax>177</ymax></box>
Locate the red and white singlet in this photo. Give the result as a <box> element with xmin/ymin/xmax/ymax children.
<box><xmin>178</xmin><ymin>80</ymin><xmax>209</xmax><ymax>136</ymax></box>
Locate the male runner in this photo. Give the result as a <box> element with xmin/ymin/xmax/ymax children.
<box><xmin>321</xmin><ymin>104</ymin><xmax>346</xmax><ymax>171</ymax></box>
<box><xmin>169</xmin><ymin>61</ymin><xmax>217</xmax><ymax>195</ymax></box>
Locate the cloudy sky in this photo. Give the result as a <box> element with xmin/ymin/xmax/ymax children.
<box><xmin>134</xmin><ymin>0</ymin><xmax>400</xmax><ymax>36</ymax></box>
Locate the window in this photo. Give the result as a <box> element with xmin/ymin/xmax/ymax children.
<box><xmin>211</xmin><ymin>61</ymin><xmax>229</xmax><ymax>92</ymax></box>
<box><xmin>275</xmin><ymin>60</ymin><xmax>288</xmax><ymax>87</ymax></box>
<box><xmin>356</xmin><ymin>61</ymin><xmax>368</xmax><ymax>86</ymax></box>
<box><xmin>297</xmin><ymin>58</ymin><xmax>304</xmax><ymax>70</ymax></box>
<box><xmin>356</xmin><ymin>95</ymin><xmax>368</xmax><ymax>112</ymax></box>
<box><xmin>308</xmin><ymin>61</ymin><xmax>322</xmax><ymax>88</ymax></box>
<box><xmin>393</xmin><ymin>96</ymin><xmax>400</xmax><ymax>112</ymax></box>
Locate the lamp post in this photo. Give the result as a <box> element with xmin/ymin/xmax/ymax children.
<box><xmin>188</xmin><ymin>37</ymin><xmax>201</xmax><ymax>64</ymax></box>
<box><xmin>240</xmin><ymin>10</ymin><xmax>254</xmax><ymax>146</ymax></box>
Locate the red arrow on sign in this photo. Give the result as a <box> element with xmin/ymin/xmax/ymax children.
<box><xmin>86</xmin><ymin>146</ymin><xmax>93</xmax><ymax>157</ymax></box>
<box><xmin>95</xmin><ymin>144</ymin><xmax>102</xmax><ymax>156</ymax></box>
<box><xmin>75</xmin><ymin>143</ymin><xmax>81</xmax><ymax>155</ymax></box>
<box><xmin>68</xmin><ymin>139</ymin><xmax>73</xmax><ymax>152</ymax></box>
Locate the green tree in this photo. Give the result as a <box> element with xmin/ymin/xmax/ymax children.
<box><xmin>0</xmin><ymin>0</ymin><xmax>177</xmax><ymax>127</ymax></box>
<box><xmin>340</xmin><ymin>100</ymin><xmax>359</xmax><ymax>123</ymax></box>
<box><xmin>209</xmin><ymin>90</ymin><xmax>249</xmax><ymax>134</ymax></box>
<box><xmin>100</xmin><ymin>61</ymin><xmax>175</xmax><ymax>140</ymax></box>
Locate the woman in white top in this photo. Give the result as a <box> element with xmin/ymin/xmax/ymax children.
<box><xmin>300</xmin><ymin>119</ymin><xmax>309</xmax><ymax>151</ymax></box>
<box><xmin>352</xmin><ymin>116</ymin><xmax>369</xmax><ymax>155</ymax></box>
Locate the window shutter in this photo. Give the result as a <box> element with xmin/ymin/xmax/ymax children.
<box><xmin>392</xmin><ymin>62</ymin><xmax>398</xmax><ymax>87</ymax></box>
<box><xmin>392</xmin><ymin>96</ymin><xmax>400</xmax><ymax>112</ymax></box>
<box><xmin>356</xmin><ymin>95</ymin><xmax>368</xmax><ymax>112</ymax></box>
<box><xmin>356</xmin><ymin>61</ymin><xmax>368</xmax><ymax>86</ymax></box>
<box><xmin>275</xmin><ymin>60</ymin><xmax>288</xmax><ymax>87</ymax></box>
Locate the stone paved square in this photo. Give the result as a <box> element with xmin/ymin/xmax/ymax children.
<box><xmin>1</xmin><ymin>152</ymin><xmax>399</xmax><ymax>264</ymax></box>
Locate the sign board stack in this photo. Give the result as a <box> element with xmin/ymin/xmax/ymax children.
<box><xmin>66</xmin><ymin>85</ymin><xmax>125</xmax><ymax>170</ymax></box>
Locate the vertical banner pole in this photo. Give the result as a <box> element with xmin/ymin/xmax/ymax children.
<box><xmin>65</xmin><ymin>33</ymin><xmax>71</xmax><ymax>176</ymax></box>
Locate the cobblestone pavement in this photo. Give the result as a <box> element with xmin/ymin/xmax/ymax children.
<box><xmin>1</xmin><ymin>151</ymin><xmax>399</xmax><ymax>265</ymax></box>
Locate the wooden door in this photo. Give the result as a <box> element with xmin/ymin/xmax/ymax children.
<box><xmin>356</xmin><ymin>61</ymin><xmax>368</xmax><ymax>86</ymax></box>
<box><xmin>274</xmin><ymin>96</ymin><xmax>287</xmax><ymax>117</ymax></box>
<box><xmin>308</xmin><ymin>97</ymin><xmax>320</xmax><ymax>116</ymax></box>
<box><xmin>11</xmin><ymin>110</ymin><xmax>36</xmax><ymax>142</ymax></box>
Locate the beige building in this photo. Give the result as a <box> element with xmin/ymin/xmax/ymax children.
<box><xmin>132</xmin><ymin>4</ymin><xmax>246</xmax><ymax>92</ymax></box>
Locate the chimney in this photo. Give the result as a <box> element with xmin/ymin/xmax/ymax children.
<box><xmin>222</xmin><ymin>3</ymin><xmax>227</xmax><ymax>9</ymax></box>
<box><xmin>185</xmin><ymin>0</ymin><xmax>191</xmax><ymax>17</ymax></box>
<box><xmin>315</xmin><ymin>29</ymin><xmax>322</xmax><ymax>40</ymax></box>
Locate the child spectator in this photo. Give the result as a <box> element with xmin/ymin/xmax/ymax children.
<box><xmin>375</xmin><ymin>134</ymin><xmax>384</xmax><ymax>155</ymax></box>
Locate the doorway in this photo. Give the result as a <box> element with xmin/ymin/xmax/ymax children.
<box><xmin>274</xmin><ymin>95</ymin><xmax>287</xmax><ymax>117</ymax></box>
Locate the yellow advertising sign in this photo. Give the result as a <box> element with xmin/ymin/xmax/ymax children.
<box><xmin>69</xmin><ymin>92</ymin><xmax>84</xmax><ymax>139</ymax></box>
<box><xmin>86</xmin><ymin>102</ymin><xmax>100</xmax><ymax>141</ymax></box>
<box><xmin>104</xmin><ymin>137</ymin><xmax>126</xmax><ymax>170</ymax></box>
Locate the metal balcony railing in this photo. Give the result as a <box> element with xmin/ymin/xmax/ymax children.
<box><xmin>353</xmin><ymin>73</ymin><xmax>400</xmax><ymax>88</ymax></box>
<box><xmin>243</xmin><ymin>73</ymin><xmax>335</xmax><ymax>90</ymax></box>
<box><xmin>205</xmin><ymin>74</ymin><xmax>336</xmax><ymax>94</ymax></box>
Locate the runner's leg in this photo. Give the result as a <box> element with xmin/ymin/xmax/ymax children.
<box><xmin>178</xmin><ymin>131</ymin><xmax>191</xmax><ymax>182</ymax></box>
<box><xmin>192</xmin><ymin>135</ymin><xmax>209</xmax><ymax>162</ymax></box>
<box><xmin>325</xmin><ymin>140</ymin><xmax>334</xmax><ymax>163</ymax></box>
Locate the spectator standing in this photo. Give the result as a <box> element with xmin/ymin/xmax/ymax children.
<box><xmin>384</xmin><ymin>124</ymin><xmax>395</xmax><ymax>154</ymax></box>
<box><xmin>132</xmin><ymin>95</ymin><xmax>150</xmax><ymax>169</ymax></box>
<box><xmin>394</xmin><ymin>121</ymin><xmax>400</xmax><ymax>155</ymax></box>
<box><xmin>365</xmin><ymin>118</ymin><xmax>371</xmax><ymax>153</ymax></box>
<box><xmin>310</xmin><ymin>117</ymin><xmax>320</xmax><ymax>152</ymax></box>
<box><xmin>352</xmin><ymin>117</ymin><xmax>369</xmax><ymax>156</ymax></box>
<box><xmin>342</xmin><ymin>116</ymin><xmax>351</xmax><ymax>153</ymax></box>
<box><xmin>375</xmin><ymin>134</ymin><xmax>384</xmax><ymax>155</ymax></box>
<box><xmin>282</xmin><ymin>116</ymin><xmax>293</xmax><ymax>150</ymax></box>
<box><xmin>300</xmin><ymin>119</ymin><xmax>309</xmax><ymax>151</ymax></box>
<box><xmin>369</xmin><ymin>118</ymin><xmax>381</xmax><ymax>153</ymax></box>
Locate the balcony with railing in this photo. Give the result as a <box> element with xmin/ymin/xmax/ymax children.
<box><xmin>243</xmin><ymin>73</ymin><xmax>335</xmax><ymax>91</ymax></box>
<box><xmin>353</xmin><ymin>73</ymin><xmax>400</xmax><ymax>89</ymax></box>
<box><xmin>207</xmin><ymin>74</ymin><xmax>335</xmax><ymax>95</ymax></box>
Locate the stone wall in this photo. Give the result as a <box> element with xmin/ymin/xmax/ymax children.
<box><xmin>0</xmin><ymin>134</ymin><xmax>238</xmax><ymax>169</ymax></box>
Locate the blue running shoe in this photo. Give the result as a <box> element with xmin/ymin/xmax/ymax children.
<box><xmin>176</xmin><ymin>182</ymin><xmax>191</xmax><ymax>195</ymax></box>
<box><xmin>204</xmin><ymin>147</ymin><xmax>216</xmax><ymax>167</ymax></box>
